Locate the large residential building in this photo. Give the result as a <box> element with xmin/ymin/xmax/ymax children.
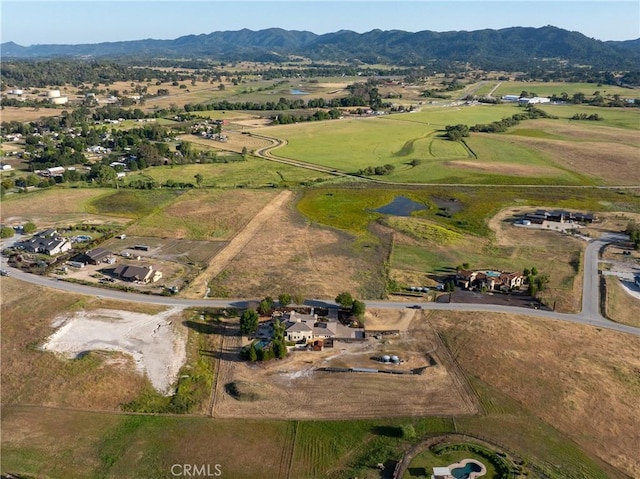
<box><xmin>456</xmin><ymin>269</ymin><xmax>524</xmax><ymax>291</ymax></box>
<box><xmin>16</xmin><ymin>229</ymin><xmax>72</xmax><ymax>256</ymax></box>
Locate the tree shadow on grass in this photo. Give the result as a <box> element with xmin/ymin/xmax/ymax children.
<box><xmin>371</xmin><ymin>425</ymin><xmax>403</xmax><ymax>438</ymax></box>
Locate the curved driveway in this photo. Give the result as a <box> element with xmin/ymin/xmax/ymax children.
<box><xmin>1</xmin><ymin>233</ymin><xmax>638</xmax><ymax>336</ymax></box>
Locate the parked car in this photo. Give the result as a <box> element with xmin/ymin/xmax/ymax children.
<box><xmin>0</xmin><ymin>269</ymin><xmax>10</xmax><ymax>276</ymax></box>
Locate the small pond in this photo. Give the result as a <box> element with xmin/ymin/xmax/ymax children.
<box><xmin>290</xmin><ymin>89</ymin><xmax>309</xmax><ymax>95</ymax></box>
<box><xmin>374</xmin><ymin>196</ymin><xmax>427</xmax><ymax>217</ymax></box>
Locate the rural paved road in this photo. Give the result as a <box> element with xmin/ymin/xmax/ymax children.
<box><xmin>2</xmin><ymin>233</ymin><xmax>639</xmax><ymax>336</ymax></box>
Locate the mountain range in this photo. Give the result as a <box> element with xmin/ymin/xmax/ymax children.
<box><xmin>2</xmin><ymin>26</ymin><xmax>639</xmax><ymax>70</ymax></box>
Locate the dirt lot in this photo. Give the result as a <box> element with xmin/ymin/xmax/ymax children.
<box><xmin>43</xmin><ymin>307</ymin><xmax>187</xmax><ymax>394</ymax></box>
<box><xmin>213</xmin><ymin>309</ymin><xmax>477</xmax><ymax>420</ymax></box>
<box><xmin>431</xmin><ymin>311</ymin><xmax>640</xmax><ymax>478</ymax></box>
<box><xmin>1</xmin><ymin>279</ymin><xmax>170</xmax><ymax>410</ymax></box>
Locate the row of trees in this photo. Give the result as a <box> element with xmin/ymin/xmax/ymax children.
<box><xmin>357</xmin><ymin>164</ymin><xmax>395</xmax><ymax>176</ymax></box>
<box><xmin>470</xmin><ymin>106</ymin><xmax>556</xmax><ymax>133</ymax></box>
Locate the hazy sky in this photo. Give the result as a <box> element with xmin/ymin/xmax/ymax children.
<box><xmin>2</xmin><ymin>1</ymin><xmax>639</xmax><ymax>45</ymax></box>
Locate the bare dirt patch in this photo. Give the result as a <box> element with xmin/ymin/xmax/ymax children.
<box><xmin>446</xmin><ymin>160</ymin><xmax>558</xmax><ymax>177</ymax></box>
<box><xmin>43</xmin><ymin>307</ymin><xmax>187</xmax><ymax>394</ymax></box>
<box><xmin>431</xmin><ymin>311</ymin><xmax>640</xmax><ymax>478</ymax></box>
<box><xmin>0</xmin><ymin>280</ymin><xmax>165</xmax><ymax>409</ymax></box>
<box><xmin>604</xmin><ymin>276</ymin><xmax>640</xmax><ymax>327</ymax></box>
<box><xmin>213</xmin><ymin>311</ymin><xmax>477</xmax><ymax>419</ymax></box>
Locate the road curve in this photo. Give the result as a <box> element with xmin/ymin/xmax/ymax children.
<box><xmin>1</xmin><ymin>233</ymin><xmax>638</xmax><ymax>336</ymax></box>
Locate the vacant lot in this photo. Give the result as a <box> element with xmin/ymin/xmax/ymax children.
<box><xmin>0</xmin><ymin>188</ymin><xmax>131</xmax><ymax>226</ymax></box>
<box><xmin>431</xmin><ymin>311</ymin><xmax>640</xmax><ymax>478</ymax></box>
<box><xmin>0</xmin><ymin>279</ymin><xmax>159</xmax><ymax>410</ymax></box>
<box><xmin>0</xmin><ymin>106</ymin><xmax>64</xmax><ymax>122</ymax></box>
<box><xmin>206</xmin><ymin>191</ymin><xmax>389</xmax><ymax>299</ymax></box>
<box><xmin>127</xmin><ymin>188</ymin><xmax>280</xmax><ymax>240</ymax></box>
<box><xmin>214</xmin><ymin>310</ymin><xmax>476</xmax><ymax>420</ymax></box>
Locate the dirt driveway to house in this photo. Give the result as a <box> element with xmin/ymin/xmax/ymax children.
<box><xmin>183</xmin><ymin>190</ymin><xmax>293</xmax><ymax>298</ymax></box>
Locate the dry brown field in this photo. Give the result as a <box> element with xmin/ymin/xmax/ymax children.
<box><xmin>205</xmin><ymin>191</ymin><xmax>388</xmax><ymax>299</ymax></box>
<box><xmin>604</xmin><ymin>276</ymin><xmax>640</xmax><ymax>327</ymax></box>
<box><xmin>446</xmin><ymin>159</ymin><xmax>559</xmax><ymax>176</ymax></box>
<box><xmin>0</xmin><ymin>106</ymin><xmax>63</xmax><ymax>123</ymax></box>
<box><xmin>431</xmin><ymin>311</ymin><xmax>640</xmax><ymax>478</ymax></box>
<box><xmin>126</xmin><ymin>188</ymin><xmax>279</xmax><ymax>240</ymax></box>
<box><xmin>509</xmin><ymin>120</ymin><xmax>640</xmax><ymax>184</ymax></box>
<box><xmin>213</xmin><ymin>310</ymin><xmax>477</xmax><ymax>420</ymax></box>
<box><xmin>0</xmin><ymin>279</ymin><xmax>155</xmax><ymax>410</ymax></box>
<box><xmin>487</xmin><ymin>207</ymin><xmax>588</xmax><ymax>312</ymax></box>
<box><xmin>0</xmin><ymin>188</ymin><xmax>131</xmax><ymax>227</ymax></box>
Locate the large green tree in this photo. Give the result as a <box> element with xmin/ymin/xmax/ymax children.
<box><xmin>335</xmin><ymin>291</ymin><xmax>354</xmax><ymax>308</ymax></box>
<box><xmin>240</xmin><ymin>309</ymin><xmax>259</xmax><ymax>335</ymax></box>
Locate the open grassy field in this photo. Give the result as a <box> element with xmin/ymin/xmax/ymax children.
<box><xmin>494</xmin><ymin>81</ymin><xmax>640</xmax><ymax>100</ymax></box>
<box><xmin>0</xmin><ymin>106</ymin><xmax>64</xmax><ymax>122</ymax></box>
<box><xmin>125</xmin><ymin>188</ymin><xmax>280</xmax><ymax>240</ymax></box>
<box><xmin>259</xmin><ymin>103</ymin><xmax>638</xmax><ymax>184</ymax></box>
<box><xmin>1</xmin><ymin>407</ymin><xmax>297</xmax><ymax>479</ymax></box>
<box><xmin>86</xmin><ymin>189</ymin><xmax>183</xmax><ymax>219</ymax></box>
<box><xmin>296</xmin><ymin>186</ymin><xmax>640</xmax><ymax>239</ymax></box>
<box><xmin>204</xmin><ymin>191</ymin><xmax>389</xmax><ymax>299</ymax></box>
<box><xmin>432</xmin><ymin>311</ymin><xmax>640</xmax><ymax>478</ymax></box>
<box><xmin>126</xmin><ymin>158</ymin><xmax>332</xmax><ymax>188</ymax></box>
<box><xmin>0</xmin><ymin>188</ymin><xmax>133</xmax><ymax>227</ymax></box>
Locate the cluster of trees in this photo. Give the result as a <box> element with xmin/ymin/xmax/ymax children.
<box><xmin>270</xmin><ymin>108</ymin><xmax>342</xmax><ymax>125</ymax></box>
<box><xmin>470</xmin><ymin>106</ymin><xmax>556</xmax><ymax>133</ymax></box>
<box><xmin>625</xmin><ymin>222</ymin><xmax>640</xmax><ymax>250</ymax></box>
<box><xmin>335</xmin><ymin>291</ymin><xmax>366</xmax><ymax>318</ymax></box>
<box><xmin>444</xmin><ymin>124</ymin><xmax>470</xmax><ymax>141</ymax></box>
<box><xmin>0</xmin><ymin>60</ymin><xmax>192</xmax><ymax>88</ymax></box>
<box><xmin>523</xmin><ymin>266</ymin><xmax>549</xmax><ymax>297</ymax></box>
<box><xmin>357</xmin><ymin>164</ymin><xmax>395</xmax><ymax>176</ymax></box>
<box><xmin>571</xmin><ymin>113</ymin><xmax>603</xmax><ymax>121</ymax></box>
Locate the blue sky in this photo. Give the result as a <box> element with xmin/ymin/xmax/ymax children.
<box><xmin>2</xmin><ymin>1</ymin><xmax>639</xmax><ymax>45</ymax></box>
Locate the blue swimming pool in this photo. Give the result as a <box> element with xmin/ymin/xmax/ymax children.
<box><xmin>450</xmin><ymin>461</ymin><xmax>482</xmax><ymax>479</ymax></box>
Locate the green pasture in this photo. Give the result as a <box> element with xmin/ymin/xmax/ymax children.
<box><xmin>534</xmin><ymin>104</ymin><xmax>640</xmax><ymax>130</ymax></box>
<box><xmin>126</xmin><ymin>158</ymin><xmax>331</xmax><ymax>188</ymax></box>
<box><xmin>298</xmin><ymin>186</ymin><xmax>640</xmax><ymax>239</ymax></box>
<box><xmin>87</xmin><ymin>189</ymin><xmax>181</xmax><ymax>219</ymax></box>
<box><xmin>494</xmin><ymin>81</ymin><xmax>640</xmax><ymax>100</ymax></box>
<box><xmin>262</xmin><ymin>104</ymin><xmax>613</xmax><ymax>184</ymax></box>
